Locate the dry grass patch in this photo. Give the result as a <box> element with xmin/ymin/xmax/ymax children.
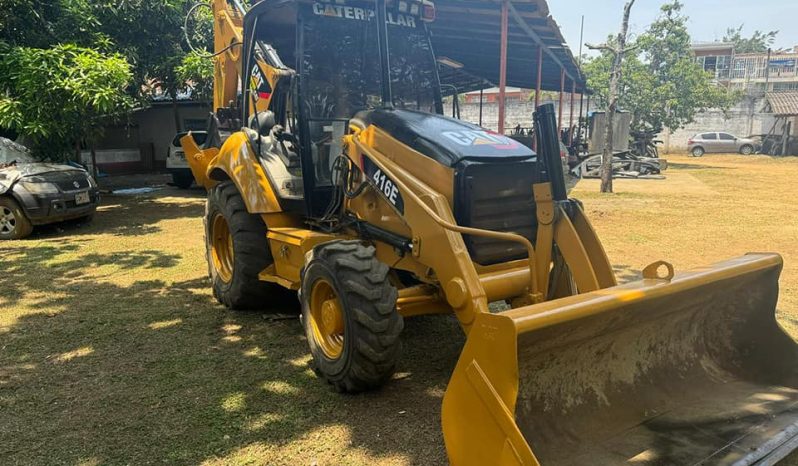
<box><xmin>2</xmin><ymin>155</ymin><xmax>798</xmax><ymax>464</ymax></box>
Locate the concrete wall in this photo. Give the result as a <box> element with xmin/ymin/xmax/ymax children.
<box><xmin>659</xmin><ymin>96</ymin><xmax>777</xmax><ymax>153</ymax></box>
<box><xmin>94</xmin><ymin>101</ymin><xmax>211</xmax><ymax>173</ymax></box>
<box><xmin>459</xmin><ymin>94</ymin><xmax>788</xmax><ymax>156</ymax></box>
<box><xmin>459</xmin><ymin>98</ymin><xmax>597</xmax><ymax>132</ymax></box>
<box><xmin>135</xmin><ymin>103</ymin><xmax>210</xmax><ymax>162</ymax></box>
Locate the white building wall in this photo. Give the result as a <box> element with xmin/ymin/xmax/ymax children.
<box><xmin>458</xmin><ymin>94</ymin><xmax>781</xmax><ymax>155</ymax></box>
<box><xmin>458</xmin><ymin>98</ymin><xmax>596</xmax><ymax>132</ymax></box>
<box><xmin>659</xmin><ymin>96</ymin><xmax>777</xmax><ymax>153</ymax></box>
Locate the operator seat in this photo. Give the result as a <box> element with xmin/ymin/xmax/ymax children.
<box><xmin>246</xmin><ymin>110</ymin><xmax>304</xmax><ymax>203</ymax></box>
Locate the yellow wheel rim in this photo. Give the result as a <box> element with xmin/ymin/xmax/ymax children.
<box><xmin>211</xmin><ymin>213</ymin><xmax>234</xmax><ymax>283</ymax></box>
<box><xmin>309</xmin><ymin>279</ymin><xmax>345</xmax><ymax>359</ymax></box>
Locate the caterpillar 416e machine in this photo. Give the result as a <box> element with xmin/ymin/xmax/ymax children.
<box><xmin>182</xmin><ymin>0</ymin><xmax>798</xmax><ymax>463</ymax></box>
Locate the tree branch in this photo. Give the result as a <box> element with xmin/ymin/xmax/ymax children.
<box><xmin>586</xmin><ymin>43</ymin><xmax>617</xmax><ymax>54</ymax></box>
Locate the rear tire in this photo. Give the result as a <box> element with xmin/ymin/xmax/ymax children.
<box><xmin>0</xmin><ymin>197</ymin><xmax>33</xmax><ymax>240</ymax></box>
<box><xmin>691</xmin><ymin>146</ymin><xmax>705</xmax><ymax>157</ymax></box>
<box><xmin>205</xmin><ymin>181</ymin><xmax>283</xmax><ymax>310</ymax></box>
<box><xmin>172</xmin><ymin>171</ymin><xmax>194</xmax><ymax>189</ymax></box>
<box><xmin>301</xmin><ymin>240</ymin><xmax>403</xmax><ymax>393</ymax></box>
<box><xmin>740</xmin><ymin>144</ymin><xmax>754</xmax><ymax>155</ymax></box>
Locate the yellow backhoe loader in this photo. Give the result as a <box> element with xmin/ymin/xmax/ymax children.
<box><xmin>182</xmin><ymin>0</ymin><xmax>798</xmax><ymax>463</ymax></box>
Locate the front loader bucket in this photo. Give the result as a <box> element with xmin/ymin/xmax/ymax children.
<box><xmin>443</xmin><ymin>254</ymin><xmax>798</xmax><ymax>465</ymax></box>
<box><xmin>180</xmin><ymin>134</ymin><xmax>218</xmax><ymax>189</ymax></box>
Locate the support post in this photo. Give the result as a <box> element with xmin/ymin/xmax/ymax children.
<box><xmin>479</xmin><ymin>89</ymin><xmax>484</xmax><ymax>126</ymax></box>
<box><xmin>558</xmin><ymin>68</ymin><xmax>565</xmax><ymax>138</ymax></box>
<box><xmin>533</xmin><ymin>46</ymin><xmax>543</xmax><ymax>150</ymax></box>
<box><xmin>578</xmin><ymin>91</ymin><xmax>585</xmax><ymax>143</ymax></box>
<box><xmin>585</xmin><ymin>93</ymin><xmax>591</xmax><ymax>139</ymax></box>
<box><xmin>498</xmin><ymin>0</ymin><xmax>509</xmax><ymax>133</ymax></box>
<box><xmin>534</xmin><ymin>47</ymin><xmax>543</xmax><ymax>109</ymax></box>
<box><xmin>569</xmin><ymin>80</ymin><xmax>576</xmax><ymax>145</ymax></box>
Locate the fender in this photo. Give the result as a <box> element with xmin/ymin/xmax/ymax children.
<box><xmin>181</xmin><ymin>132</ymin><xmax>282</xmax><ymax>214</ymax></box>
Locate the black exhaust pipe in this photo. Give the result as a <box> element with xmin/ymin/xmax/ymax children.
<box><xmin>533</xmin><ymin>104</ymin><xmax>567</xmax><ymax>201</ymax></box>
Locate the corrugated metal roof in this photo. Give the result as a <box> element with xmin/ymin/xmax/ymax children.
<box><xmin>432</xmin><ymin>0</ymin><xmax>585</xmax><ymax>94</ymax></box>
<box><xmin>766</xmin><ymin>92</ymin><xmax>798</xmax><ymax>116</ymax></box>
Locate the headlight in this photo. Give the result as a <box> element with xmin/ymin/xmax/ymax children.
<box><xmin>19</xmin><ymin>181</ymin><xmax>60</xmax><ymax>194</ymax></box>
<box><xmin>87</xmin><ymin>175</ymin><xmax>97</xmax><ymax>188</ymax></box>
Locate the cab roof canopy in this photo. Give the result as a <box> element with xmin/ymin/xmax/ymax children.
<box><xmin>244</xmin><ymin>0</ymin><xmax>585</xmax><ymax>94</ymax></box>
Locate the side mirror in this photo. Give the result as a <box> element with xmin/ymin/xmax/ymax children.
<box><xmin>248</xmin><ymin>110</ymin><xmax>276</xmax><ymax>136</ymax></box>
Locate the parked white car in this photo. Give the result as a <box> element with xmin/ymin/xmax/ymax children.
<box><xmin>167</xmin><ymin>131</ymin><xmax>207</xmax><ymax>189</ymax></box>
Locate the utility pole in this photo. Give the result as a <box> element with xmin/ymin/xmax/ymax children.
<box><xmin>765</xmin><ymin>47</ymin><xmax>772</xmax><ymax>92</ymax></box>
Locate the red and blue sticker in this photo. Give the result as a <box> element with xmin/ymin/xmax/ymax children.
<box><xmin>250</xmin><ymin>64</ymin><xmax>271</xmax><ymax>101</ymax></box>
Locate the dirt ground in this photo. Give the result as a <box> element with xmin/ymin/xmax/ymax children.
<box><xmin>1</xmin><ymin>154</ymin><xmax>797</xmax><ymax>465</ymax></box>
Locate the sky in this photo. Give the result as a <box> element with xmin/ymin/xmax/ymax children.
<box><xmin>547</xmin><ymin>0</ymin><xmax>798</xmax><ymax>58</ymax></box>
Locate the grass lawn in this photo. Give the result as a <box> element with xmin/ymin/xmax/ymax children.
<box><xmin>2</xmin><ymin>153</ymin><xmax>798</xmax><ymax>465</ymax></box>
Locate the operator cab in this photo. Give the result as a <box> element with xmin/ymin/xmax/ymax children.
<box><xmin>241</xmin><ymin>0</ymin><xmax>443</xmax><ymax>217</ymax></box>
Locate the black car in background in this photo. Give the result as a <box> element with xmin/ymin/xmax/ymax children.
<box><xmin>0</xmin><ymin>138</ymin><xmax>99</xmax><ymax>239</ymax></box>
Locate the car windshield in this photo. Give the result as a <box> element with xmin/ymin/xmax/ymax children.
<box><xmin>0</xmin><ymin>138</ymin><xmax>35</xmax><ymax>164</ymax></box>
<box><xmin>300</xmin><ymin>1</ymin><xmax>440</xmax><ymax>119</ymax></box>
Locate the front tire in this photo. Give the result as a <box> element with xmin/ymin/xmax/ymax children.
<box><xmin>0</xmin><ymin>197</ymin><xmax>33</xmax><ymax>240</ymax></box>
<box><xmin>205</xmin><ymin>181</ymin><xmax>281</xmax><ymax>310</ymax></box>
<box><xmin>691</xmin><ymin>146</ymin><xmax>705</xmax><ymax>157</ymax></box>
<box><xmin>301</xmin><ymin>240</ymin><xmax>403</xmax><ymax>393</ymax></box>
<box><xmin>740</xmin><ymin>144</ymin><xmax>754</xmax><ymax>155</ymax></box>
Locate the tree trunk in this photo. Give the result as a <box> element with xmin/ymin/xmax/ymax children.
<box><xmin>600</xmin><ymin>0</ymin><xmax>636</xmax><ymax>193</ymax></box>
<box><xmin>90</xmin><ymin>142</ymin><xmax>98</xmax><ymax>179</ymax></box>
<box><xmin>171</xmin><ymin>87</ymin><xmax>182</xmax><ymax>134</ymax></box>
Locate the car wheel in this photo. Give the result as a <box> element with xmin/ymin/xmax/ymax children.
<box><xmin>0</xmin><ymin>197</ymin><xmax>33</xmax><ymax>240</ymax></box>
<box><xmin>691</xmin><ymin>146</ymin><xmax>704</xmax><ymax>157</ymax></box>
<box><xmin>740</xmin><ymin>145</ymin><xmax>754</xmax><ymax>155</ymax></box>
<box><xmin>172</xmin><ymin>172</ymin><xmax>194</xmax><ymax>189</ymax></box>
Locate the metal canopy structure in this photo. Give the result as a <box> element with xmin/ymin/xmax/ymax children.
<box><xmin>766</xmin><ymin>92</ymin><xmax>798</xmax><ymax>117</ymax></box>
<box><xmin>431</xmin><ymin>0</ymin><xmax>585</xmax><ymax>95</ymax></box>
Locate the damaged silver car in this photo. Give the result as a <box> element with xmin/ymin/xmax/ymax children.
<box><xmin>0</xmin><ymin>138</ymin><xmax>99</xmax><ymax>239</ymax></box>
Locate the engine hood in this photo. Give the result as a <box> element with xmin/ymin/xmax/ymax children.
<box><xmin>352</xmin><ymin>109</ymin><xmax>534</xmax><ymax>167</ymax></box>
<box><xmin>0</xmin><ymin>163</ymin><xmax>86</xmax><ymax>194</ymax></box>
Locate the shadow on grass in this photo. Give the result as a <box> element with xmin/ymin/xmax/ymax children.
<box><xmin>28</xmin><ymin>190</ymin><xmax>206</xmax><ymax>239</ymax></box>
<box><xmin>0</xmin><ymin>202</ymin><xmax>458</xmax><ymax>464</ymax></box>
<box><xmin>666</xmin><ymin>162</ymin><xmax>737</xmax><ymax>171</ymax></box>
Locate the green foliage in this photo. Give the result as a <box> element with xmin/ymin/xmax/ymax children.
<box><xmin>0</xmin><ymin>0</ymin><xmax>211</xmax><ymax>157</ymax></box>
<box><xmin>92</xmin><ymin>0</ymin><xmax>188</xmax><ymax>97</ymax></box>
<box><xmin>584</xmin><ymin>1</ymin><xmax>741</xmax><ymax>133</ymax></box>
<box><xmin>0</xmin><ymin>44</ymin><xmax>133</xmax><ymax>158</ymax></box>
<box><xmin>177</xmin><ymin>52</ymin><xmax>214</xmax><ymax>102</ymax></box>
<box><xmin>723</xmin><ymin>25</ymin><xmax>778</xmax><ymax>54</ymax></box>
<box><xmin>0</xmin><ymin>0</ymin><xmax>103</xmax><ymax>48</ymax></box>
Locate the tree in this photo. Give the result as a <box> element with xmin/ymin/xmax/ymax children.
<box><xmin>0</xmin><ymin>44</ymin><xmax>133</xmax><ymax>160</ymax></box>
<box><xmin>93</xmin><ymin>0</ymin><xmax>191</xmax><ymax>128</ymax></box>
<box><xmin>177</xmin><ymin>51</ymin><xmax>215</xmax><ymax>102</ymax></box>
<box><xmin>723</xmin><ymin>25</ymin><xmax>778</xmax><ymax>54</ymax></box>
<box><xmin>0</xmin><ymin>0</ymin><xmax>103</xmax><ymax>49</ymax></box>
<box><xmin>585</xmin><ymin>1</ymin><xmax>739</xmax><ymax>136</ymax></box>
<box><xmin>177</xmin><ymin>3</ymin><xmax>215</xmax><ymax>102</ymax></box>
<box><xmin>586</xmin><ymin>0</ymin><xmax>637</xmax><ymax>193</ymax></box>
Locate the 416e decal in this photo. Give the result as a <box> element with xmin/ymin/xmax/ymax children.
<box><xmin>361</xmin><ymin>156</ymin><xmax>404</xmax><ymax>214</ymax></box>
